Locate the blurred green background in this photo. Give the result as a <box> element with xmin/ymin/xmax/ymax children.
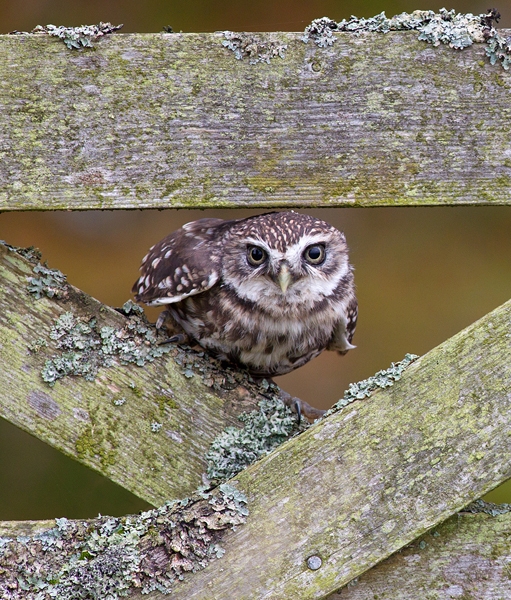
<box><xmin>1</xmin><ymin>0</ymin><xmax>511</xmax><ymax>520</ymax></box>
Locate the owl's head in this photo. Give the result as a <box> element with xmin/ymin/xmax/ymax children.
<box><xmin>222</xmin><ymin>212</ymin><xmax>352</xmax><ymax>309</ymax></box>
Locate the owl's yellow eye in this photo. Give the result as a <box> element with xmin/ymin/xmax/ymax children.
<box><xmin>304</xmin><ymin>244</ymin><xmax>325</xmax><ymax>265</ymax></box>
<box><xmin>247</xmin><ymin>245</ymin><xmax>267</xmax><ymax>266</ymax></box>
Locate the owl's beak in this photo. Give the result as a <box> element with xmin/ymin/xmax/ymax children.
<box><xmin>277</xmin><ymin>264</ymin><xmax>292</xmax><ymax>293</ymax></box>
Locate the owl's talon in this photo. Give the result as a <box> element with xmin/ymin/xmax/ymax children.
<box><xmin>292</xmin><ymin>398</ymin><xmax>325</xmax><ymax>422</ymax></box>
<box><xmin>292</xmin><ymin>398</ymin><xmax>302</xmax><ymax>424</ymax></box>
<box><xmin>158</xmin><ymin>334</ymin><xmax>187</xmax><ymax>345</ymax></box>
<box><xmin>155</xmin><ymin>310</ymin><xmax>170</xmax><ymax>330</ymax></box>
<box><xmin>278</xmin><ymin>389</ymin><xmax>325</xmax><ymax>423</ymax></box>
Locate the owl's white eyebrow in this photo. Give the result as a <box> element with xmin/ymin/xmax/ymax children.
<box><xmin>292</xmin><ymin>233</ymin><xmax>329</xmax><ymax>248</ymax></box>
<box><xmin>283</xmin><ymin>234</ymin><xmax>330</xmax><ymax>262</ymax></box>
<box><xmin>244</xmin><ymin>234</ymin><xmax>330</xmax><ymax>253</ymax></box>
<box><xmin>244</xmin><ymin>237</ymin><xmax>279</xmax><ymax>254</ymax></box>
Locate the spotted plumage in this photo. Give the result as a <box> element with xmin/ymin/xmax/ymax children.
<box><xmin>133</xmin><ymin>212</ymin><xmax>357</xmax><ymax>378</ymax></box>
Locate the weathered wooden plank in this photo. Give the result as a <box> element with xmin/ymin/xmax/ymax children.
<box><xmin>0</xmin><ymin>487</ymin><xmax>250</xmax><ymax>598</ymax></box>
<box><xmin>0</xmin><ymin>242</ymin><xmax>267</xmax><ymax>506</ymax></box>
<box><xmin>327</xmin><ymin>509</ymin><xmax>511</xmax><ymax>599</ymax></box>
<box><xmin>1</xmin><ymin>31</ymin><xmax>511</xmax><ymax>210</ymax></box>
<box><xmin>164</xmin><ymin>295</ymin><xmax>511</xmax><ymax>599</ymax></box>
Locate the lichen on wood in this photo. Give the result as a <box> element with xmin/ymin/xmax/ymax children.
<box><xmin>205</xmin><ymin>394</ymin><xmax>307</xmax><ymax>483</ymax></box>
<box><xmin>0</xmin><ymin>484</ymin><xmax>247</xmax><ymax>599</ymax></box>
<box><xmin>222</xmin><ymin>31</ymin><xmax>287</xmax><ymax>63</ymax></box>
<box><xmin>326</xmin><ymin>352</ymin><xmax>419</xmax><ymax>413</ymax></box>
<box><xmin>303</xmin><ymin>9</ymin><xmax>509</xmax><ymax>67</ymax></box>
<box><xmin>27</xmin><ymin>262</ymin><xmax>68</xmax><ymax>300</ymax></box>
<box><xmin>0</xmin><ymin>241</ymin><xmax>274</xmax><ymax>505</ymax></box>
<box><xmin>40</xmin><ymin>303</ymin><xmax>172</xmax><ymax>386</ymax></box>
<box><xmin>9</xmin><ymin>22</ymin><xmax>123</xmax><ymax>49</ymax></box>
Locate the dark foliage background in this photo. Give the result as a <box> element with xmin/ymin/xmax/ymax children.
<box><xmin>1</xmin><ymin>0</ymin><xmax>510</xmax><ymax>519</ymax></box>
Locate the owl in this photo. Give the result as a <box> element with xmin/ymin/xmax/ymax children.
<box><xmin>132</xmin><ymin>212</ymin><xmax>357</xmax><ymax>412</ymax></box>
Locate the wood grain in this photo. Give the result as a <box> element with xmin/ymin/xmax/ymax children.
<box><xmin>327</xmin><ymin>511</ymin><xmax>511</xmax><ymax>599</ymax></box>
<box><xmin>1</xmin><ymin>31</ymin><xmax>510</xmax><ymax>210</ymax></box>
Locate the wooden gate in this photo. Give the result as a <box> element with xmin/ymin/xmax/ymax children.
<box><xmin>1</xmin><ymin>23</ymin><xmax>511</xmax><ymax>598</ymax></box>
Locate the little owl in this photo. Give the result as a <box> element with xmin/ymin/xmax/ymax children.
<box><xmin>132</xmin><ymin>212</ymin><xmax>357</xmax><ymax>419</ymax></box>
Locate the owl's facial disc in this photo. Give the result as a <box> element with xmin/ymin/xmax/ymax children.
<box><xmin>270</xmin><ymin>242</ymin><xmax>328</xmax><ymax>293</ymax></box>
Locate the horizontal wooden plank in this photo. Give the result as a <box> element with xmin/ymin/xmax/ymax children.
<box><xmin>1</xmin><ymin>31</ymin><xmax>511</xmax><ymax>210</ymax></box>
<box><xmin>3</xmin><ymin>509</ymin><xmax>511</xmax><ymax>600</ymax></box>
<box><xmin>328</xmin><ymin>509</ymin><xmax>511</xmax><ymax>600</ymax></box>
<box><xmin>0</xmin><ymin>242</ymin><xmax>267</xmax><ymax>506</ymax></box>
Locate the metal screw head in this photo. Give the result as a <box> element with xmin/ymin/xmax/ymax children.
<box><xmin>306</xmin><ymin>555</ymin><xmax>322</xmax><ymax>570</ymax></box>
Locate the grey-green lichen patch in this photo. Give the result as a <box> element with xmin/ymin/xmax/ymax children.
<box><xmin>486</xmin><ymin>28</ymin><xmax>511</xmax><ymax>69</ymax></box>
<box><xmin>0</xmin><ymin>240</ymin><xmax>42</xmax><ymax>265</ymax></box>
<box><xmin>0</xmin><ymin>240</ymin><xmax>69</xmax><ymax>300</ymax></box>
<box><xmin>171</xmin><ymin>343</ymin><xmax>255</xmax><ymax>393</ymax></box>
<box><xmin>222</xmin><ymin>31</ymin><xmax>287</xmax><ymax>63</ymax></box>
<box><xmin>150</xmin><ymin>421</ymin><xmax>163</xmax><ymax>433</ymax></box>
<box><xmin>326</xmin><ymin>353</ymin><xmax>420</xmax><ymax>416</ymax></box>
<box><xmin>112</xmin><ymin>395</ymin><xmax>126</xmax><ymax>406</ymax></box>
<box><xmin>27</xmin><ymin>263</ymin><xmax>68</xmax><ymax>300</ymax></box>
<box><xmin>41</xmin><ymin>313</ymin><xmax>103</xmax><ymax>385</ymax></box>
<box><xmin>40</xmin><ymin>301</ymin><xmax>170</xmax><ymax>386</ymax></box>
<box><xmin>0</xmin><ymin>485</ymin><xmax>248</xmax><ymax>599</ymax></box>
<box><xmin>464</xmin><ymin>499</ymin><xmax>511</xmax><ymax>515</ymax></box>
<box><xmin>9</xmin><ymin>22</ymin><xmax>123</xmax><ymax>49</ymax></box>
<box><xmin>27</xmin><ymin>337</ymin><xmax>48</xmax><ymax>354</ymax></box>
<box><xmin>205</xmin><ymin>395</ymin><xmax>307</xmax><ymax>483</ymax></box>
<box><xmin>303</xmin><ymin>8</ymin><xmax>511</xmax><ymax>69</ymax></box>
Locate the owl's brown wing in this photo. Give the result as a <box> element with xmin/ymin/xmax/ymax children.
<box><xmin>132</xmin><ymin>218</ymin><xmax>231</xmax><ymax>305</ymax></box>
